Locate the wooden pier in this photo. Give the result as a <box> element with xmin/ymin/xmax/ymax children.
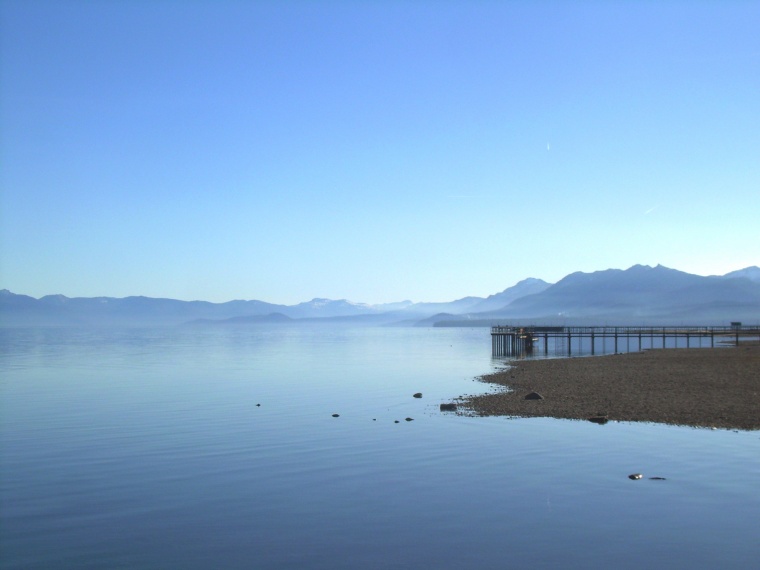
<box><xmin>491</xmin><ymin>325</ymin><xmax>760</xmax><ymax>357</ymax></box>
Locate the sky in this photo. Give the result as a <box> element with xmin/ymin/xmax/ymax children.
<box><xmin>1</xmin><ymin>1</ymin><xmax>758</xmax><ymax>305</ymax></box>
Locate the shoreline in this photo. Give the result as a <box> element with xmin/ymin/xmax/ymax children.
<box><xmin>460</xmin><ymin>344</ymin><xmax>760</xmax><ymax>430</ymax></box>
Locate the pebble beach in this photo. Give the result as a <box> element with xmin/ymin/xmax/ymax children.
<box><xmin>462</xmin><ymin>344</ymin><xmax>760</xmax><ymax>430</ymax></box>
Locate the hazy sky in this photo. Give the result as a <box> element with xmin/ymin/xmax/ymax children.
<box><xmin>2</xmin><ymin>1</ymin><xmax>758</xmax><ymax>304</ymax></box>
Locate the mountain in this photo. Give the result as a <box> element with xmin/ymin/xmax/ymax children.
<box><xmin>486</xmin><ymin>265</ymin><xmax>760</xmax><ymax>323</ymax></box>
<box><xmin>467</xmin><ymin>278</ymin><xmax>551</xmax><ymax>313</ymax></box>
<box><xmin>720</xmin><ymin>266</ymin><xmax>760</xmax><ymax>283</ymax></box>
<box><xmin>0</xmin><ymin>289</ymin><xmax>509</xmax><ymax>326</ymax></box>
<box><xmin>0</xmin><ymin>290</ymin><xmax>78</xmax><ymax>326</ymax></box>
<box><xmin>371</xmin><ymin>300</ymin><xmax>414</xmax><ymax>312</ymax></box>
<box><xmin>0</xmin><ymin>291</ymin><xmax>393</xmax><ymax>326</ymax></box>
<box><xmin>412</xmin><ymin>313</ymin><xmax>461</xmax><ymax>327</ymax></box>
<box><xmin>0</xmin><ymin>290</ymin><xmax>290</xmax><ymax>327</ymax></box>
<box><xmin>397</xmin><ymin>296</ymin><xmax>485</xmax><ymax>316</ymax></box>
<box><xmin>286</xmin><ymin>298</ymin><xmax>378</xmax><ymax>318</ymax></box>
<box><xmin>3</xmin><ymin>264</ymin><xmax>758</xmax><ymax>327</ymax></box>
<box><xmin>187</xmin><ymin>313</ymin><xmax>293</xmax><ymax>326</ymax></box>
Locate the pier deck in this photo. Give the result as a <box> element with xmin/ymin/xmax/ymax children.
<box><xmin>491</xmin><ymin>325</ymin><xmax>760</xmax><ymax>357</ymax></box>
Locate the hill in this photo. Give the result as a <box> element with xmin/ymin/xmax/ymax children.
<box><xmin>479</xmin><ymin>265</ymin><xmax>760</xmax><ymax>324</ymax></box>
<box><xmin>2</xmin><ymin>264</ymin><xmax>758</xmax><ymax>327</ymax></box>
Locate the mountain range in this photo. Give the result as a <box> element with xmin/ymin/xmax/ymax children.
<box><xmin>1</xmin><ymin>264</ymin><xmax>759</xmax><ymax>327</ymax></box>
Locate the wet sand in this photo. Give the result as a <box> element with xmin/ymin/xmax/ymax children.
<box><xmin>461</xmin><ymin>344</ymin><xmax>760</xmax><ymax>430</ymax></box>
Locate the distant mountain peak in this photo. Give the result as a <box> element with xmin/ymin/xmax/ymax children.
<box><xmin>625</xmin><ymin>264</ymin><xmax>676</xmax><ymax>273</ymax></box>
<box><xmin>466</xmin><ymin>276</ymin><xmax>552</xmax><ymax>314</ymax></box>
<box><xmin>514</xmin><ymin>277</ymin><xmax>547</xmax><ymax>285</ymax></box>
<box><xmin>306</xmin><ymin>298</ymin><xmax>331</xmax><ymax>306</ymax></box>
<box><xmin>721</xmin><ymin>266</ymin><xmax>760</xmax><ymax>283</ymax></box>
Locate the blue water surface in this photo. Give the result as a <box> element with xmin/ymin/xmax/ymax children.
<box><xmin>1</xmin><ymin>325</ymin><xmax>758</xmax><ymax>569</ymax></box>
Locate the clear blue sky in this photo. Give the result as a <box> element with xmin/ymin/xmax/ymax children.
<box><xmin>1</xmin><ymin>1</ymin><xmax>758</xmax><ymax>304</ymax></box>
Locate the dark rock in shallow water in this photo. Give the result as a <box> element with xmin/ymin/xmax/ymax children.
<box><xmin>405</xmin><ymin>417</ymin><xmax>414</xmax><ymax>422</ymax></box>
<box><xmin>525</xmin><ymin>392</ymin><xmax>544</xmax><ymax>400</ymax></box>
<box><xmin>332</xmin><ymin>414</ymin><xmax>340</xmax><ymax>418</ymax></box>
<box><xmin>628</xmin><ymin>473</ymin><xmax>643</xmax><ymax>480</ymax></box>
<box><xmin>588</xmin><ymin>416</ymin><xmax>609</xmax><ymax>425</ymax></box>
<box><xmin>413</xmin><ymin>392</ymin><xmax>422</xmax><ymax>398</ymax></box>
<box><xmin>649</xmin><ymin>477</ymin><xmax>667</xmax><ymax>480</ymax></box>
<box><xmin>440</xmin><ymin>403</ymin><xmax>458</xmax><ymax>411</ymax></box>
<box><xmin>394</xmin><ymin>420</ymin><xmax>400</xmax><ymax>423</ymax></box>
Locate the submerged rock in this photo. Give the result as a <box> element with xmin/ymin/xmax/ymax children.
<box><xmin>440</xmin><ymin>403</ymin><xmax>458</xmax><ymax>411</ymax></box>
<box><xmin>332</xmin><ymin>414</ymin><xmax>340</xmax><ymax>418</ymax></box>
<box><xmin>413</xmin><ymin>392</ymin><xmax>422</xmax><ymax>398</ymax></box>
<box><xmin>628</xmin><ymin>473</ymin><xmax>643</xmax><ymax>480</ymax></box>
<box><xmin>588</xmin><ymin>416</ymin><xmax>609</xmax><ymax>425</ymax></box>
<box><xmin>405</xmin><ymin>417</ymin><xmax>414</xmax><ymax>422</ymax></box>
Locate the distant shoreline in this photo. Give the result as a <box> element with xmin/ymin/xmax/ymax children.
<box><xmin>460</xmin><ymin>344</ymin><xmax>760</xmax><ymax>430</ymax></box>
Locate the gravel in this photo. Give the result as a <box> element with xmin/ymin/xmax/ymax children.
<box><xmin>460</xmin><ymin>344</ymin><xmax>760</xmax><ymax>430</ymax></box>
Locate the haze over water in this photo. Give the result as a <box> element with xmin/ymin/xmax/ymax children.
<box><xmin>2</xmin><ymin>325</ymin><xmax>758</xmax><ymax>569</ymax></box>
<box><xmin>4</xmin><ymin>3</ymin><xmax>758</xmax><ymax>565</ymax></box>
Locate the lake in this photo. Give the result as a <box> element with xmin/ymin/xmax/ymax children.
<box><xmin>1</xmin><ymin>325</ymin><xmax>758</xmax><ymax>569</ymax></box>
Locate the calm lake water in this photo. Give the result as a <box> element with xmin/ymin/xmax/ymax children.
<box><xmin>1</xmin><ymin>325</ymin><xmax>758</xmax><ymax>569</ymax></box>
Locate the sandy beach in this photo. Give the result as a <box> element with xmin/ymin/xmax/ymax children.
<box><xmin>461</xmin><ymin>344</ymin><xmax>760</xmax><ymax>430</ymax></box>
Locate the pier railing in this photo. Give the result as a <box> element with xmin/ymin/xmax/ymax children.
<box><xmin>491</xmin><ymin>325</ymin><xmax>760</xmax><ymax>357</ymax></box>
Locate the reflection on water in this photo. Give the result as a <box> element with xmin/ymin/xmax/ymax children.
<box><xmin>1</xmin><ymin>326</ymin><xmax>759</xmax><ymax>569</ymax></box>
